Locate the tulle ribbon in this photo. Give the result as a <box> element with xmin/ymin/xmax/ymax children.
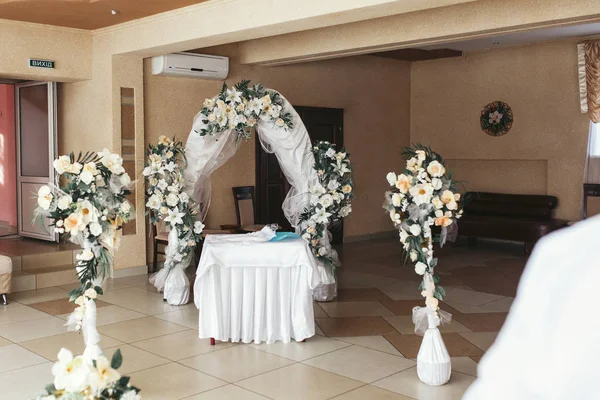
<box><xmin>412</xmin><ymin>306</ymin><xmax>452</xmax><ymax>336</ymax></box>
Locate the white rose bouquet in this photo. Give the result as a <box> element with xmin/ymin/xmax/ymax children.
<box><xmin>196</xmin><ymin>80</ymin><xmax>293</xmax><ymax>140</ymax></box>
<box><xmin>35</xmin><ymin>348</ymin><xmax>141</xmax><ymax>400</ymax></box>
<box><xmin>299</xmin><ymin>141</ymin><xmax>353</xmax><ymax>270</ymax></box>
<box><xmin>383</xmin><ymin>144</ymin><xmax>463</xmax><ymax>315</ymax></box>
<box><xmin>144</xmin><ymin>136</ymin><xmax>204</xmax><ymax>304</ymax></box>
<box><xmin>36</xmin><ymin>150</ymin><xmax>134</xmax><ymax>333</ymax></box>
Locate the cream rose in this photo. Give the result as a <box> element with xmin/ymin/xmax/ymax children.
<box><xmin>415</xmin><ymin>150</ymin><xmax>426</xmax><ymax>161</ymax></box>
<box><xmin>440</xmin><ymin>190</ymin><xmax>455</xmax><ymax>205</ymax></box>
<box><xmin>395</xmin><ymin>174</ymin><xmax>411</xmax><ymax>193</ymax></box>
<box><xmin>386</xmin><ymin>172</ymin><xmax>397</xmax><ymax>186</ymax></box>
<box><xmin>53</xmin><ymin>155</ymin><xmax>72</xmax><ymax>175</ymax></box>
<box><xmin>426</xmin><ymin>160</ymin><xmax>446</xmax><ymax>178</ymax></box>
<box><xmin>391</xmin><ymin>193</ymin><xmax>402</xmax><ymax>207</ymax></box>
<box><xmin>414</xmin><ymin>261</ymin><xmax>427</xmax><ymax>275</ymax></box>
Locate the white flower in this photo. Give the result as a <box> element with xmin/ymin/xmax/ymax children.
<box><xmin>310</xmin><ymin>184</ymin><xmax>327</xmax><ymax>196</ymax></box>
<box><xmin>314</xmin><ymin>207</ymin><xmax>332</xmax><ymax>224</ymax></box>
<box><xmin>327</xmin><ymin>180</ymin><xmax>340</xmax><ymax>191</ymax></box>
<box><xmin>165</xmin><ymin>207</ymin><xmax>185</xmax><ymax>226</ymax></box>
<box><xmin>446</xmin><ymin>200</ymin><xmax>458</xmax><ymax>211</ymax></box>
<box><xmin>332</xmin><ymin>191</ymin><xmax>344</xmax><ymax>203</ymax></box>
<box><xmin>84</xmin><ymin>287</ymin><xmax>97</xmax><ymax>299</ymax></box>
<box><xmin>52</xmin><ymin>348</ymin><xmax>91</xmax><ymax>393</ymax></box>
<box><xmin>64</xmin><ymin>213</ymin><xmax>84</xmax><ymax>233</ymax></box>
<box><xmin>78</xmin><ymin>200</ymin><xmax>98</xmax><ymax>225</ymax></box>
<box><xmin>409</xmin><ymin>183</ymin><xmax>434</xmax><ymax>205</ymax></box>
<box><xmin>410</xmin><ymin>250</ymin><xmax>418</xmax><ymax>262</ymax></box>
<box><xmin>415</xmin><ymin>150</ymin><xmax>426</xmax><ymax>161</ymax></box>
<box><xmin>98</xmin><ymin>149</ymin><xmax>125</xmax><ymax>174</ymax></box>
<box><xmin>193</xmin><ymin>221</ymin><xmax>205</xmax><ymax>234</ymax></box>
<box><xmin>100</xmin><ymin>228</ymin><xmax>121</xmax><ymax>249</ymax></box>
<box><xmin>440</xmin><ymin>190</ymin><xmax>455</xmax><ymax>205</ymax></box>
<box><xmin>121</xmin><ymin>201</ymin><xmax>131</xmax><ymax>213</ymax></box>
<box><xmin>431</xmin><ymin>178</ymin><xmax>443</xmax><ymax>190</ymax></box>
<box><xmin>340</xmin><ymin>205</ymin><xmax>352</xmax><ymax>217</ymax></box>
<box><xmin>342</xmin><ymin>185</ymin><xmax>352</xmax><ymax>194</ymax></box>
<box><xmin>334</xmin><ymin>162</ymin><xmax>351</xmax><ymax>176</ymax></box>
<box><xmin>166</xmin><ymin>193</ymin><xmax>179</xmax><ymax>207</ymax></box>
<box><xmin>88</xmin><ymin>354</ymin><xmax>120</xmax><ymax>392</ymax></box>
<box><xmin>427</xmin><ymin>161</ymin><xmax>446</xmax><ymax>178</ymax></box>
<box><xmin>167</xmin><ymin>184</ymin><xmax>179</xmax><ymax>193</ymax></box>
<box><xmin>389</xmin><ymin>211</ymin><xmax>401</xmax><ymax>225</ymax></box>
<box><xmin>335</xmin><ymin>152</ymin><xmax>347</xmax><ymax>161</ymax></box>
<box><xmin>395</xmin><ymin>174</ymin><xmax>411</xmax><ymax>193</ymax></box>
<box><xmin>225</xmin><ymin>87</ymin><xmax>243</xmax><ymax>103</ymax></box>
<box><xmin>415</xmin><ymin>261</ymin><xmax>427</xmax><ymax>275</ymax></box>
<box><xmin>179</xmin><ymin>192</ymin><xmax>190</xmax><ymax>204</ymax></box>
<box><xmin>325</xmin><ymin>148</ymin><xmax>336</xmax><ymax>159</ymax></box>
<box><xmin>391</xmin><ymin>193</ymin><xmax>402</xmax><ymax>207</ymax></box>
<box><xmin>319</xmin><ymin>194</ymin><xmax>334</xmax><ymax>208</ymax></box>
<box><xmin>399</xmin><ymin>229</ymin><xmax>409</xmax><ymax>244</ymax></box>
<box><xmin>37</xmin><ymin>186</ymin><xmax>53</xmax><ymax>210</ymax></box>
<box><xmin>78</xmin><ymin>249</ymin><xmax>94</xmax><ymax>261</ymax></box>
<box><xmin>79</xmin><ymin>163</ymin><xmax>97</xmax><ymax>185</ymax></box>
<box><xmin>57</xmin><ymin>195</ymin><xmax>72</xmax><ymax>210</ymax></box>
<box><xmin>386</xmin><ymin>172</ymin><xmax>397</xmax><ymax>186</ymax></box>
<box><xmin>146</xmin><ymin>194</ymin><xmax>162</xmax><ymax>210</ymax></box>
<box><xmin>432</xmin><ymin>196</ymin><xmax>444</xmax><ymax>209</ymax></box>
<box><xmin>157</xmin><ymin>180</ymin><xmax>168</xmax><ymax>191</ymax></box>
<box><xmin>120</xmin><ymin>173</ymin><xmax>131</xmax><ymax>188</ymax></box>
<box><xmin>275</xmin><ymin>118</ymin><xmax>285</xmax><ymax>127</ymax></box>
<box><xmin>454</xmin><ymin>193</ymin><xmax>461</xmax><ymax>202</ymax></box>
<box><xmin>89</xmin><ymin>222</ymin><xmax>103</xmax><ymax>236</ymax></box>
<box><xmin>121</xmin><ymin>391</ymin><xmax>142</xmax><ymax>400</ymax></box>
<box><xmin>203</xmin><ymin>98</ymin><xmax>215</xmax><ymax>108</ymax></box>
<box><xmin>158</xmin><ymin>135</ymin><xmax>172</xmax><ymax>146</ymax></box>
<box><xmin>406</xmin><ymin>157</ymin><xmax>420</xmax><ymax>172</ymax></box>
<box><xmin>74</xmin><ymin>296</ymin><xmax>86</xmax><ymax>306</ymax></box>
<box><xmin>409</xmin><ymin>224</ymin><xmax>422</xmax><ymax>236</ymax></box>
<box><xmin>53</xmin><ymin>155</ymin><xmax>74</xmax><ymax>175</ymax></box>
<box><xmin>318</xmin><ymin>247</ymin><xmax>328</xmax><ymax>256</ymax></box>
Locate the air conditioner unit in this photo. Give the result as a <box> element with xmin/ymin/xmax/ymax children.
<box><xmin>151</xmin><ymin>52</ymin><xmax>229</xmax><ymax>80</ymax></box>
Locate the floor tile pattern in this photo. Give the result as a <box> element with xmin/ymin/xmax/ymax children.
<box><xmin>0</xmin><ymin>238</ymin><xmax>526</xmax><ymax>399</ymax></box>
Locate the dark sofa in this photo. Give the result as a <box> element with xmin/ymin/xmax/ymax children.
<box><xmin>458</xmin><ymin>192</ymin><xmax>569</xmax><ymax>253</ymax></box>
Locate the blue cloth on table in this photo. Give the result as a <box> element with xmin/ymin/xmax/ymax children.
<box><xmin>269</xmin><ymin>232</ymin><xmax>301</xmax><ymax>242</ymax></box>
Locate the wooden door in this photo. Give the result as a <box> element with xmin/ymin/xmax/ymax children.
<box><xmin>256</xmin><ymin>106</ymin><xmax>344</xmax><ymax>244</ymax></box>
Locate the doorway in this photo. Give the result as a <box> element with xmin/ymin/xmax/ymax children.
<box><xmin>0</xmin><ymin>80</ymin><xmax>57</xmax><ymax>241</ymax></box>
<box><xmin>255</xmin><ymin>106</ymin><xmax>344</xmax><ymax>244</ymax></box>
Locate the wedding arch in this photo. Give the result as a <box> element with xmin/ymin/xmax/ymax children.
<box><xmin>150</xmin><ymin>81</ymin><xmax>353</xmax><ymax>304</ymax></box>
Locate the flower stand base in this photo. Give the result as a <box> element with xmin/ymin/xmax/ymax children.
<box><xmin>416</xmin><ymin>326</ymin><xmax>451</xmax><ymax>386</ymax></box>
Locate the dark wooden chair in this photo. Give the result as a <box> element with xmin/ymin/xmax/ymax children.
<box><xmin>151</xmin><ymin>220</ymin><xmax>169</xmax><ymax>273</ymax></box>
<box><xmin>232</xmin><ymin>186</ymin><xmax>264</xmax><ymax>233</ymax></box>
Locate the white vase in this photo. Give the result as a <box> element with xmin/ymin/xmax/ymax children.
<box><xmin>416</xmin><ymin>314</ymin><xmax>451</xmax><ymax>385</ymax></box>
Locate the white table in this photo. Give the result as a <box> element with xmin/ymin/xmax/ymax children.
<box><xmin>194</xmin><ymin>233</ymin><xmax>321</xmax><ymax>344</ymax></box>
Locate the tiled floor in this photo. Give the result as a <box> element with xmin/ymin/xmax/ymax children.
<box><xmin>0</xmin><ymin>238</ymin><xmax>527</xmax><ymax>399</ymax></box>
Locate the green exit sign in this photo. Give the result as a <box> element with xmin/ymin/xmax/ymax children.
<box><xmin>29</xmin><ymin>59</ymin><xmax>55</xmax><ymax>69</ymax></box>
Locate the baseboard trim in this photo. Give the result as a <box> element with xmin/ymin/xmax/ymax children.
<box><xmin>112</xmin><ymin>265</ymin><xmax>148</xmax><ymax>279</ymax></box>
<box><xmin>344</xmin><ymin>230</ymin><xmax>397</xmax><ymax>243</ymax></box>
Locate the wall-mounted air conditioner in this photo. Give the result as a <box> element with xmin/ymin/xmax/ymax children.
<box><xmin>151</xmin><ymin>52</ymin><xmax>229</xmax><ymax>80</ymax></box>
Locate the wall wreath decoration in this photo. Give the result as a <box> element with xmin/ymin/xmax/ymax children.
<box><xmin>480</xmin><ymin>101</ymin><xmax>513</xmax><ymax>137</ymax></box>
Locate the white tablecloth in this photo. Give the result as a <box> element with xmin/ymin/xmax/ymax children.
<box><xmin>194</xmin><ymin>233</ymin><xmax>321</xmax><ymax>344</ymax></box>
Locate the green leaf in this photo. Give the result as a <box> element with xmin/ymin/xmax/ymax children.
<box><xmin>95</xmin><ymin>286</ymin><xmax>104</xmax><ymax>295</ymax></box>
<box><xmin>45</xmin><ymin>383</ymin><xmax>57</xmax><ymax>394</ymax></box>
<box><xmin>111</xmin><ymin>349</ymin><xmax>123</xmax><ymax>369</ymax></box>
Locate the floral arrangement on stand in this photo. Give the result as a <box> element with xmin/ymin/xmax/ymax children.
<box><xmin>480</xmin><ymin>101</ymin><xmax>513</xmax><ymax>137</ymax></box>
<box><xmin>144</xmin><ymin>135</ymin><xmax>204</xmax><ymax>304</ymax></box>
<box><xmin>36</xmin><ymin>348</ymin><xmax>141</xmax><ymax>400</ymax></box>
<box><xmin>383</xmin><ymin>144</ymin><xmax>463</xmax><ymax>316</ymax></box>
<box><xmin>36</xmin><ymin>149</ymin><xmax>133</xmax><ymax>344</ymax></box>
<box><xmin>299</xmin><ymin>141</ymin><xmax>353</xmax><ymax>270</ymax></box>
<box><xmin>196</xmin><ymin>80</ymin><xmax>293</xmax><ymax>140</ymax></box>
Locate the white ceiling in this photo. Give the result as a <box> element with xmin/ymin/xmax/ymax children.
<box><xmin>421</xmin><ymin>21</ymin><xmax>600</xmax><ymax>52</ymax></box>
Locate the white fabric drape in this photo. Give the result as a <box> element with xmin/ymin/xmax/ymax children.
<box><xmin>584</xmin><ymin>121</ymin><xmax>600</xmax><ymax>184</ymax></box>
<box><xmin>194</xmin><ymin>233</ymin><xmax>320</xmax><ymax>343</ymax></box>
<box><xmin>462</xmin><ymin>216</ymin><xmax>600</xmax><ymax>400</ymax></box>
<box><xmin>184</xmin><ymin>91</ymin><xmax>321</xmax><ymax>232</ymax></box>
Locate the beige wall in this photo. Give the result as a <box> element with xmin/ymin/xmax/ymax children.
<box><xmin>144</xmin><ymin>54</ymin><xmax>411</xmax><ymax>246</ymax></box>
<box><xmin>411</xmin><ymin>41</ymin><xmax>589</xmax><ymax>221</ymax></box>
<box><xmin>0</xmin><ymin>19</ymin><xmax>91</xmax><ymax>82</ymax></box>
